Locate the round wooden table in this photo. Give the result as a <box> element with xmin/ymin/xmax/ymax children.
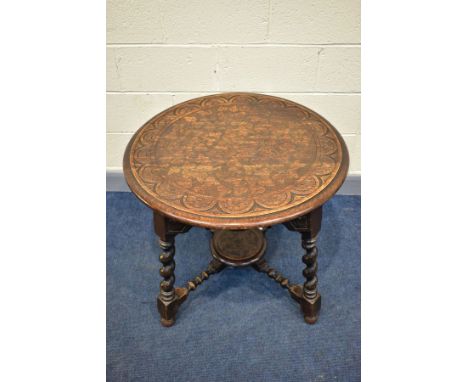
<box><xmin>123</xmin><ymin>93</ymin><xmax>349</xmax><ymax>327</ymax></box>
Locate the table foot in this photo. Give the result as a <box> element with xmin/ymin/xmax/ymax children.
<box><xmin>160</xmin><ymin>318</ymin><xmax>175</xmax><ymax>327</ymax></box>
<box><xmin>289</xmin><ymin>285</ymin><xmax>321</xmax><ymax>324</ymax></box>
<box><xmin>157</xmin><ymin>287</ymin><xmax>188</xmax><ymax>327</ymax></box>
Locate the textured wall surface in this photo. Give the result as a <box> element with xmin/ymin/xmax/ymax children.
<box><xmin>107</xmin><ymin>0</ymin><xmax>361</xmax><ymax>174</ymax></box>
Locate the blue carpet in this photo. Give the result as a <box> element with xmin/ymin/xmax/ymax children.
<box><xmin>107</xmin><ymin>192</ymin><xmax>360</xmax><ymax>382</ymax></box>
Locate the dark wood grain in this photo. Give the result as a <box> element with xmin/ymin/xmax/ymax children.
<box><xmin>153</xmin><ymin>212</ymin><xmax>192</xmax><ymax>327</ymax></box>
<box><xmin>123</xmin><ymin>92</ymin><xmax>349</xmax><ymax>229</ymax></box>
<box><xmin>124</xmin><ymin>93</ymin><xmax>349</xmax><ymax>326</ymax></box>
<box><xmin>211</xmin><ymin>229</ymin><xmax>267</xmax><ymax>266</ymax></box>
<box><xmin>285</xmin><ymin>207</ymin><xmax>323</xmax><ymax>324</ymax></box>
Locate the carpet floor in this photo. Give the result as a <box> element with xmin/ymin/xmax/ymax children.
<box><xmin>107</xmin><ymin>192</ymin><xmax>360</xmax><ymax>382</ymax></box>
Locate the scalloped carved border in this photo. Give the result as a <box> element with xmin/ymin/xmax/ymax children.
<box><xmin>129</xmin><ymin>94</ymin><xmax>342</xmax><ymax>218</ymax></box>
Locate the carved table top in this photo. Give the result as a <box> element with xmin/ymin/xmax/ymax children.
<box><xmin>123</xmin><ymin>93</ymin><xmax>349</xmax><ymax>229</ymax></box>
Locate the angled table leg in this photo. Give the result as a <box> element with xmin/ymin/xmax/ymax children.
<box><xmin>284</xmin><ymin>206</ymin><xmax>323</xmax><ymax>324</ymax></box>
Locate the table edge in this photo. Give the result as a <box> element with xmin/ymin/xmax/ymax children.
<box><xmin>122</xmin><ymin>92</ymin><xmax>350</xmax><ymax>229</ymax></box>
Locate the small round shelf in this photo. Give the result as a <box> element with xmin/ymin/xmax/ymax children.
<box><xmin>211</xmin><ymin>229</ymin><xmax>267</xmax><ymax>267</ymax></box>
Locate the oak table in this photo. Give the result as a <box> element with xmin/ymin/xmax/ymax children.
<box><xmin>123</xmin><ymin>93</ymin><xmax>349</xmax><ymax>327</ymax></box>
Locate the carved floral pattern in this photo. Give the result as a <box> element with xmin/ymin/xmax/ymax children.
<box><xmin>130</xmin><ymin>94</ymin><xmax>342</xmax><ymax>218</ymax></box>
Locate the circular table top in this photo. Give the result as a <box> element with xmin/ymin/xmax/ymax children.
<box><xmin>123</xmin><ymin>93</ymin><xmax>349</xmax><ymax>229</ymax></box>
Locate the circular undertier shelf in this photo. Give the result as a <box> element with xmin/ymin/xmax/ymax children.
<box><xmin>210</xmin><ymin>229</ymin><xmax>266</xmax><ymax>267</ymax></box>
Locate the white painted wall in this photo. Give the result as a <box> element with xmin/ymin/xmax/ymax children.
<box><xmin>107</xmin><ymin>0</ymin><xmax>361</xmax><ymax>175</ymax></box>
